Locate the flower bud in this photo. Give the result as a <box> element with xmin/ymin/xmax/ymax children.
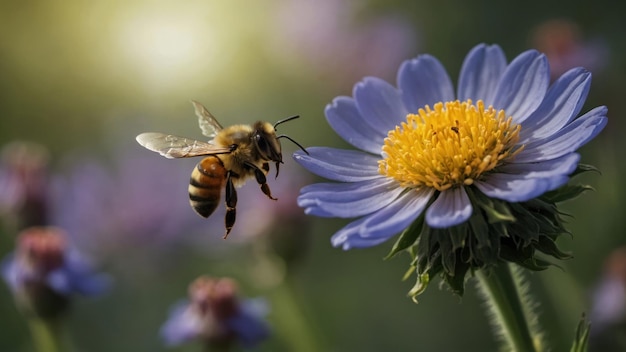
<box><xmin>2</xmin><ymin>226</ymin><xmax>109</xmax><ymax>319</ymax></box>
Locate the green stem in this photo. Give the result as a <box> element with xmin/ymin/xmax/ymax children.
<box><xmin>250</xmin><ymin>242</ymin><xmax>321</xmax><ymax>352</ymax></box>
<box><xmin>270</xmin><ymin>279</ymin><xmax>320</xmax><ymax>352</ymax></box>
<box><xmin>27</xmin><ymin>318</ymin><xmax>65</xmax><ymax>352</ymax></box>
<box><xmin>475</xmin><ymin>264</ymin><xmax>538</xmax><ymax>352</ymax></box>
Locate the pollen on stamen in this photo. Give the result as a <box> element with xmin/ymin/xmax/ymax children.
<box><xmin>378</xmin><ymin>100</ymin><xmax>523</xmax><ymax>191</ymax></box>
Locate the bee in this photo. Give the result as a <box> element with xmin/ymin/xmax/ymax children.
<box><xmin>136</xmin><ymin>100</ymin><xmax>308</xmax><ymax>239</ymax></box>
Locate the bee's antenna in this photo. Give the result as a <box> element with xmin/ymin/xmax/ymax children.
<box><xmin>273</xmin><ymin>115</ymin><xmax>300</xmax><ymax>129</ymax></box>
<box><xmin>273</xmin><ymin>115</ymin><xmax>308</xmax><ymax>155</ymax></box>
<box><xmin>277</xmin><ymin>135</ymin><xmax>309</xmax><ymax>155</ymax></box>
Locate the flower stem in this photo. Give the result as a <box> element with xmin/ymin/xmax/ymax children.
<box><xmin>250</xmin><ymin>242</ymin><xmax>321</xmax><ymax>352</ymax></box>
<box><xmin>270</xmin><ymin>278</ymin><xmax>321</xmax><ymax>352</ymax></box>
<box><xmin>27</xmin><ymin>318</ymin><xmax>66</xmax><ymax>352</ymax></box>
<box><xmin>475</xmin><ymin>264</ymin><xmax>539</xmax><ymax>352</ymax></box>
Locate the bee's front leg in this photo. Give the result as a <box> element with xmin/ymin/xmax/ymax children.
<box><xmin>246</xmin><ymin>162</ymin><xmax>277</xmax><ymax>200</ymax></box>
<box><xmin>223</xmin><ymin>171</ymin><xmax>237</xmax><ymax>239</ymax></box>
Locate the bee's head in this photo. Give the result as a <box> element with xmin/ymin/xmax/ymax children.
<box><xmin>253</xmin><ymin>121</ymin><xmax>283</xmax><ymax>163</ymax></box>
<box><xmin>253</xmin><ymin>116</ymin><xmax>308</xmax><ymax>177</ymax></box>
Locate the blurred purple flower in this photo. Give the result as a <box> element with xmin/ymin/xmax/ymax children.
<box><xmin>2</xmin><ymin>226</ymin><xmax>109</xmax><ymax>318</ymax></box>
<box><xmin>269</xmin><ymin>0</ymin><xmax>418</xmax><ymax>88</ymax></box>
<box><xmin>49</xmin><ymin>152</ymin><xmax>208</xmax><ymax>256</ymax></box>
<box><xmin>530</xmin><ymin>18</ymin><xmax>608</xmax><ymax>80</ymax></box>
<box><xmin>161</xmin><ymin>275</ymin><xmax>270</xmax><ymax>349</ymax></box>
<box><xmin>50</xmin><ymin>148</ymin><xmax>312</xmax><ymax>257</ymax></box>
<box><xmin>589</xmin><ymin>247</ymin><xmax>626</xmax><ymax>348</ymax></box>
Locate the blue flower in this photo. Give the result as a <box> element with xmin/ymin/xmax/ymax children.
<box><xmin>294</xmin><ymin>43</ymin><xmax>607</xmax><ymax>251</ymax></box>
<box><xmin>161</xmin><ymin>276</ymin><xmax>270</xmax><ymax>349</ymax></box>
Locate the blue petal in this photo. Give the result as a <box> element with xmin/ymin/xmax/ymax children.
<box><xmin>226</xmin><ymin>299</ymin><xmax>270</xmax><ymax>347</ymax></box>
<box><xmin>397</xmin><ymin>55</ymin><xmax>455</xmax><ymax>113</ymax></box>
<box><xmin>325</xmin><ymin>97</ymin><xmax>386</xmax><ymax>154</ymax></box>
<box><xmin>359</xmin><ymin>188</ymin><xmax>434</xmax><ymax>239</ymax></box>
<box><xmin>47</xmin><ymin>265</ymin><xmax>110</xmax><ymax>296</ymax></box>
<box><xmin>514</xmin><ymin>106</ymin><xmax>608</xmax><ymax>163</ymax></box>
<box><xmin>227</xmin><ymin>316</ymin><xmax>270</xmax><ymax>347</ymax></box>
<box><xmin>330</xmin><ymin>188</ymin><xmax>434</xmax><ymax>250</ymax></box>
<box><xmin>425</xmin><ymin>187</ymin><xmax>472</xmax><ymax>228</ymax></box>
<box><xmin>492</xmin><ymin>50</ymin><xmax>550</xmax><ymax>123</ymax></box>
<box><xmin>45</xmin><ymin>253</ymin><xmax>110</xmax><ymax>296</ymax></box>
<box><xmin>1</xmin><ymin>254</ymin><xmax>20</xmax><ymax>292</ymax></box>
<box><xmin>474</xmin><ymin>173</ymin><xmax>568</xmax><ymax>202</ymax></box>
<box><xmin>353</xmin><ymin>77</ymin><xmax>409</xmax><ymax>133</ymax></box>
<box><xmin>160</xmin><ymin>301</ymin><xmax>202</xmax><ymax>346</ymax></box>
<box><xmin>519</xmin><ymin>68</ymin><xmax>591</xmax><ymax>142</ymax></box>
<box><xmin>331</xmin><ymin>217</ymin><xmax>391</xmax><ymax>250</ymax></box>
<box><xmin>457</xmin><ymin>44</ymin><xmax>507</xmax><ymax>106</ymax></box>
<box><xmin>500</xmin><ymin>153</ymin><xmax>580</xmax><ymax>179</ymax></box>
<box><xmin>298</xmin><ymin>178</ymin><xmax>402</xmax><ymax>218</ymax></box>
<box><xmin>292</xmin><ymin>147</ymin><xmax>380</xmax><ymax>182</ymax></box>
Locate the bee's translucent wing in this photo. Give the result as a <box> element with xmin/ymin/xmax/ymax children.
<box><xmin>191</xmin><ymin>100</ymin><xmax>223</xmax><ymax>139</ymax></box>
<box><xmin>136</xmin><ymin>132</ymin><xmax>232</xmax><ymax>159</ymax></box>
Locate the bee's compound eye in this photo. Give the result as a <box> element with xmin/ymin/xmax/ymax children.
<box><xmin>255</xmin><ymin>134</ymin><xmax>271</xmax><ymax>158</ymax></box>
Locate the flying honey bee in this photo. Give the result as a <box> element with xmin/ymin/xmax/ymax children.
<box><xmin>136</xmin><ymin>100</ymin><xmax>308</xmax><ymax>239</ymax></box>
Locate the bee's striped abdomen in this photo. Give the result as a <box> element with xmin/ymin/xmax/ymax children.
<box><xmin>189</xmin><ymin>156</ymin><xmax>226</xmax><ymax>218</ymax></box>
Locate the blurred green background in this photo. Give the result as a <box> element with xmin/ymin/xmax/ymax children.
<box><xmin>1</xmin><ymin>0</ymin><xmax>624</xmax><ymax>351</ymax></box>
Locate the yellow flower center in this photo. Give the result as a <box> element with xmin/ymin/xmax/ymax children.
<box><xmin>379</xmin><ymin>100</ymin><xmax>522</xmax><ymax>191</ymax></box>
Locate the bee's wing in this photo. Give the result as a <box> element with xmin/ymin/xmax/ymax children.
<box><xmin>136</xmin><ymin>132</ymin><xmax>232</xmax><ymax>159</ymax></box>
<box><xmin>191</xmin><ymin>100</ymin><xmax>223</xmax><ymax>139</ymax></box>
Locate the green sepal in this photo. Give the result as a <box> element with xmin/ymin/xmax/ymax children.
<box><xmin>469</xmin><ymin>208</ymin><xmax>490</xmax><ymax>248</ymax></box>
<box><xmin>385</xmin><ymin>214</ymin><xmax>424</xmax><ymax>260</ymax></box>
<box><xmin>571</xmin><ymin>163</ymin><xmax>600</xmax><ymax>177</ymax></box>
<box><xmin>407</xmin><ymin>272</ymin><xmax>430</xmax><ymax>303</ymax></box>
<box><xmin>395</xmin><ymin>176</ymin><xmax>596</xmax><ymax>300</ymax></box>
<box><xmin>469</xmin><ymin>188</ymin><xmax>516</xmax><ymax>223</ymax></box>
<box><xmin>440</xmin><ymin>231</ymin><xmax>456</xmax><ymax>276</ymax></box>
<box><xmin>499</xmin><ymin>243</ymin><xmax>551</xmax><ymax>271</ymax></box>
<box><xmin>441</xmin><ymin>255</ymin><xmax>470</xmax><ymax>296</ymax></box>
<box><xmin>414</xmin><ymin>226</ymin><xmax>438</xmax><ymax>273</ymax></box>
<box><xmin>570</xmin><ymin>313</ymin><xmax>591</xmax><ymax>352</ymax></box>
<box><xmin>535</xmin><ymin>236</ymin><xmax>573</xmax><ymax>260</ymax></box>
<box><xmin>402</xmin><ymin>263</ymin><xmax>417</xmax><ymax>281</ymax></box>
<box><xmin>541</xmin><ymin>184</ymin><xmax>594</xmax><ymax>204</ymax></box>
<box><xmin>449</xmin><ymin>224</ymin><xmax>467</xmax><ymax>250</ymax></box>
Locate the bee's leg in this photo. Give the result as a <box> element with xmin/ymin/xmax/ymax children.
<box><xmin>223</xmin><ymin>171</ymin><xmax>237</xmax><ymax>239</ymax></box>
<box><xmin>247</xmin><ymin>162</ymin><xmax>277</xmax><ymax>200</ymax></box>
<box><xmin>262</xmin><ymin>161</ymin><xmax>279</xmax><ymax>180</ymax></box>
<box><xmin>268</xmin><ymin>161</ymin><xmax>280</xmax><ymax>178</ymax></box>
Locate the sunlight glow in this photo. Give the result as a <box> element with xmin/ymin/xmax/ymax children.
<box><xmin>117</xmin><ymin>10</ymin><xmax>220</xmax><ymax>89</ymax></box>
<box><xmin>128</xmin><ymin>22</ymin><xmax>197</xmax><ymax>68</ymax></box>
